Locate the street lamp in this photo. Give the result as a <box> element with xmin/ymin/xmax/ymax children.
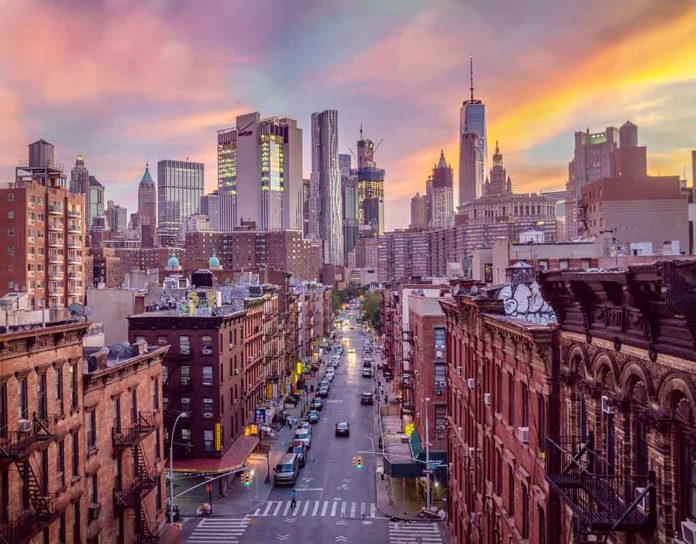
<box><xmin>424</xmin><ymin>397</ymin><xmax>432</xmax><ymax>511</ymax></box>
<box><xmin>168</xmin><ymin>411</ymin><xmax>189</xmax><ymax>524</ymax></box>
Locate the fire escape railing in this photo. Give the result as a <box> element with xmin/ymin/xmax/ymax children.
<box><xmin>545</xmin><ymin>433</ymin><xmax>655</xmax><ymax>534</ymax></box>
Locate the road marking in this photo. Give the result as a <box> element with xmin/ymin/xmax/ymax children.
<box><xmin>360</xmin><ymin>502</ymin><xmax>366</xmax><ymax>517</ymax></box>
<box><xmin>262</xmin><ymin>502</ymin><xmax>276</xmax><ymax>516</ymax></box>
<box><xmin>331</xmin><ymin>501</ymin><xmax>338</xmax><ymax>516</ymax></box>
<box><xmin>292</xmin><ymin>500</ymin><xmax>301</xmax><ymax>516</ymax></box>
<box><xmin>302</xmin><ymin>501</ymin><xmax>311</xmax><ymax>515</ymax></box>
<box><xmin>370</xmin><ymin>503</ymin><xmax>376</xmax><ymax>518</ymax></box>
<box><xmin>340</xmin><ymin>502</ymin><xmax>347</xmax><ymax>517</ymax></box>
<box><xmin>297</xmin><ymin>487</ymin><xmax>324</xmax><ymax>491</ymax></box>
<box><xmin>187</xmin><ymin>517</ymin><xmax>249</xmax><ymax>543</ymax></box>
<box><xmin>350</xmin><ymin>502</ymin><xmax>356</xmax><ymax>517</ymax></box>
<box><xmin>282</xmin><ymin>502</ymin><xmax>291</xmax><ymax>516</ymax></box>
<box><xmin>336</xmin><ymin>537</ymin><xmax>348</xmax><ymax>542</ymax></box>
<box><xmin>272</xmin><ymin>501</ymin><xmax>283</xmax><ymax>516</ymax></box>
<box><xmin>321</xmin><ymin>500</ymin><xmax>329</xmax><ymax>516</ymax></box>
<box><xmin>312</xmin><ymin>500</ymin><xmax>320</xmax><ymax>516</ymax></box>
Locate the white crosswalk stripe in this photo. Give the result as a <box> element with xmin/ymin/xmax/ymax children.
<box><xmin>388</xmin><ymin>522</ymin><xmax>444</xmax><ymax>544</ymax></box>
<box><xmin>186</xmin><ymin>517</ymin><xmax>250</xmax><ymax>543</ymax></box>
<box><xmin>251</xmin><ymin>499</ymin><xmax>382</xmax><ymax>519</ymax></box>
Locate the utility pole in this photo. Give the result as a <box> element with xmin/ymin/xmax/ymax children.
<box><xmin>168</xmin><ymin>412</ymin><xmax>189</xmax><ymax>523</ymax></box>
<box><xmin>425</xmin><ymin>397</ymin><xmax>432</xmax><ymax>511</ymax></box>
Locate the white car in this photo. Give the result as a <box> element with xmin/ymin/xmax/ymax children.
<box><xmin>295</xmin><ymin>429</ymin><xmax>311</xmax><ymax>449</ymax></box>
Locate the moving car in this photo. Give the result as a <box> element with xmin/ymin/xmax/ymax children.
<box><xmin>273</xmin><ymin>453</ymin><xmax>300</xmax><ymax>486</ymax></box>
<box><xmin>307</xmin><ymin>410</ymin><xmax>320</xmax><ymax>423</ymax></box>
<box><xmin>295</xmin><ymin>429</ymin><xmax>312</xmax><ymax>449</ymax></box>
<box><xmin>360</xmin><ymin>392</ymin><xmax>374</xmax><ymax>405</ymax></box>
<box><xmin>348</xmin><ymin>347</ymin><xmax>355</xmax><ymax>354</ymax></box>
<box><xmin>311</xmin><ymin>398</ymin><xmax>323</xmax><ymax>411</ymax></box>
<box><xmin>335</xmin><ymin>422</ymin><xmax>350</xmax><ymax>437</ymax></box>
<box><xmin>362</xmin><ymin>367</ymin><xmax>372</xmax><ymax>378</ymax></box>
<box><xmin>286</xmin><ymin>440</ymin><xmax>307</xmax><ymax>467</ymax></box>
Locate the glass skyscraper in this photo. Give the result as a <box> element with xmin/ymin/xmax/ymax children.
<box><xmin>459</xmin><ymin>58</ymin><xmax>487</xmax><ymax>205</ymax></box>
<box><xmin>157</xmin><ymin>159</ymin><xmax>204</xmax><ymax>246</ymax></box>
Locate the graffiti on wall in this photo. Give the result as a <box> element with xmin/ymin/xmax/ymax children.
<box><xmin>496</xmin><ymin>281</ymin><xmax>557</xmax><ymax>324</ymax></box>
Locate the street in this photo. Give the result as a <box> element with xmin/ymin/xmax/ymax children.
<box><xmin>181</xmin><ymin>313</ymin><xmax>447</xmax><ymax>544</ymax></box>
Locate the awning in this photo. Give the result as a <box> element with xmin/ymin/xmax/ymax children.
<box><xmin>167</xmin><ymin>435</ymin><xmax>259</xmax><ymax>474</ymax></box>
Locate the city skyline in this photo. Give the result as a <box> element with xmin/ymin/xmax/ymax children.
<box><xmin>0</xmin><ymin>1</ymin><xmax>695</xmax><ymax>232</ymax></box>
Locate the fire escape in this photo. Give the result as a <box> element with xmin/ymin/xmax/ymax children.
<box><xmin>401</xmin><ymin>331</ymin><xmax>415</xmax><ymax>416</ymax></box>
<box><xmin>546</xmin><ymin>432</ymin><xmax>656</xmax><ymax>543</ymax></box>
<box><xmin>0</xmin><ymin>415</ymin><xmax>57</xmax><ymax>544</ymax></box>
<box><xmin>112</xmin><ymin>412</ymin><xmax>159</xmax><ymax>543</ymax></box>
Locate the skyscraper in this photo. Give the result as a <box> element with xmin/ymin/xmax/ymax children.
<box><xmin>355</xmin><ymin>133</ymin><xmax>385</xmax><ymax>236</ymax></box>
<box><xmin>410</xmin><ymin>193</ymin><xmax>427</xmax><ymax>229</ymax></box>
<box><xmin>565</xmin><ymin>125</ymin><xmax>618</xmax><ymax>238</ymax></box>
<box><xmin>87</xmin><ymin>175</ymin><xmax>105</xmax><ymax>231</ymax></box>
<box><xmin>157</xmin><ymin>159</ymin><xmax>204</xmax><ymax>246</ymax></box>
<box><xmin>430</xmin><ymin>150</ymin><xmax>454</xmax><ymax>228</ymax></box>
<box><xmin>105</xmin><ymin>200</ymin><xmax>128</xmax><ymax>234</ymax></box>
<box><xmin>459</xmin><ymin>57</ymin><xmax>486</xmax><ymax>204</ymax></box>
<box><xmin>137</xmin><ymin>163</ymin><xmax>156</xmax><ymax>228</ymax></box>
<box><xmin>200</xmin><ymin>191</ymin><xmax>220</xmax><ymax>231</ymax></box>
<box><xmin>340</xmin><ymin>153</ymin><xmax>359</xmax><ymax>261</ymax></box>
<box><xmin>311</xmin><ymin>109</ymin><xmax>343</xmax><ymax>265</ymax></box>
<box><xmin>217</xmin><ymin>112</ymin><xmax>303</xmax><ymax>232</ymax></box>
<box><xmin>69</xmin><ymin>154</ymin><xmax>89</xmax><ymax>194</ymax></box>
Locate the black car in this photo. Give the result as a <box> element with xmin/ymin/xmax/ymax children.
<box><xmin>360</xmin><ymin>392</ymin><xmax>373</xmax><ymax>405</ymax></box>
<box><xmin>335</xmin><ymin>422</ymin><xmax>350</xmax><ymax>437</ymax></box>
<box><xmin>311</xmin><ymin>398</ymin><xmax>323</xmax><ymax>411</ymax></box>
<box><xmin>318</xmin><ymin>387</ymin><xmax>329</xmax><ymax>398</ymax></box>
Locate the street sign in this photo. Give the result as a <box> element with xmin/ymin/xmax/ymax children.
<box><xmin>254</xmin><ymin>409</ymin><xmax>266</xmax><ymax>424</ymax></box>
<box><xmin>427</xmin><ymin>460</ymin><xmax>444</xmax><ymax>470</ymax></box>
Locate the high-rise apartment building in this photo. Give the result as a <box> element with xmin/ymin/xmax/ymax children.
<box><xmin>69</xmin><ymin>154</ymin><xmax>89</xmax><ymax>194</ymax></box>
<box><xmin>430</xmin><ymin>150</ymin><xmax>454</xmax><ymax>228</ymax></box>
<box><xmin>355</xmin><ymin>136</ymin><xmax>385</xmax><ymax>236</ymax></box>
<box><xmin>105</xmin><ymin>199</ymin><xmax>128</xmax><ymax>234</ymax></box>
<box><xmin>340</xmin><ymin>154</ymin><xmax>359</xmax><ymax>262</ymax></box>
<box><xmin>137</xmin><ymin>163</ymin><xmax>156</xmax><ymax>228</ymax></box>
<box><xmin>459</xmin><ymin>58</ymin><xmax>487</xmax><ymax>204</ymax></box>
<box><xmin>410</xmin><ymin>193</ymin><xmax>428</xmax><ymax>229</ymax></box>
<box><xmin>200</xmin><ymin>190</ymin><xmax>220</xmax><ymax>230</ymax></box>
<box><xmin>302</xmin><ymin>178</ymin><xmax>311</xmax><ymax>237</ymax></box>
<box><xmin>157</xmin><ymin>159</ymin><xmax>204</xmax><ymax>246</ymax></box>
<box><xmin>311</xmin><ymin>109</ymin><xmax>343</xmax><ymax>264</ymax></box>
<box><xmin>0</xmin><ymin>139</ymin><xmax>86</xmax><ymax>309</ymax></box>
<box><xmin>217</xmin><ymin>112</ymin><xmax>303</xmax><ymax>232</ymax></box>
<box><xmin>87</xmin><ymin>175</ymin><xmax>104</xmax><ymax>231</ymax></box>
<box><xmin>565</xmin><ymin>125</ymin><xmax>618</xmax><ymax>238</ymax></box>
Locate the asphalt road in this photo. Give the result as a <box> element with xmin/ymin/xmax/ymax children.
<box><xmin>184</xmin><ymin>312</ymin><xmax>447</xmax><ymax>544</ymax></box>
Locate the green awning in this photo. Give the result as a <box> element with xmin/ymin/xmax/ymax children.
<box><xmin>409</xmin><ymin>430</ymin><xmax>423</xmax><ymax>459</ymax></box>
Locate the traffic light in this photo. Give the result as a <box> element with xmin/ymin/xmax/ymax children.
<box><xmin>352</xmin><ymin>456</ymin><xmax>363</xmax><ymax>469</ymax></box>
<box><xmin>241</xmin><ymin>471</ymin><xmax>253</xmax><ymax>487</ymax></box>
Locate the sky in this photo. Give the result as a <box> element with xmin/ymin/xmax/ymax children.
<box><xmin>2</xmin><ymin>0</ymin><xmax>696</xmax><ymax>232</ymax></box>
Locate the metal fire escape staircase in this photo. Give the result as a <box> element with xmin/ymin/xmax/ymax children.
<box><xmin>545</xmin><ymin>432</ymin><xmax>656</xmax><ymax>542</ymax></box>
<box><xmin>112</xmin><ymin>412</ymin><xmax>159</xmax><ymax>543</ymax></box>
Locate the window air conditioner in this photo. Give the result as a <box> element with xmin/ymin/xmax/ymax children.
<box><xmin>467</xmin><ymin>378</ymin><xmax>475</xmax><ymax>390</ymax></box>
<box><xmin>203</xmin><ymin>412</ymin><xmax>213</xmax><ymax>419</ymax></box>
<box><xmin>517</xmin><ymin>427</ymin><xmax>529</xmax><ymax>443</ymax></box>
<box><xmin>18</xmin><ymin>419</ymin><xmax>33</xmax><ymax>433</ymax></box>
<box><xmin>601</xmin><ymin>395</ymin><xmax>614</xmax><ymax>414</ymax></box>
<box><xmin>682</xmin><ymin>520</ymin><xmax>696</xmax><ymax>544</ymax></box>
<box><xmin>467</xmin><ymin>447</ymin><xmax>475</xmax><ymax>457</ymax></box>
<box><xmin>483</xmin><ymin>393</ymin><xmax>491</xmax><ymax>406</ymax></box>
<box><xmin>435</xmin><ymin>425</ymin><xmax>445</xmax><ymax>432</ymax></box>
<box><xmin>634</xmin><ymin>487</ymin><xmax>648</xmax><ymax>512</ymax></box>
<box><xmin>180</xmin><ymin>378</ymin><xmax>190</xmax><ymax>386</ymax></box>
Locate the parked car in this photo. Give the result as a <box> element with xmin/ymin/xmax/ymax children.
<box><xmin>360</xmin><ymin>392</ymin><xmax>374</xmax><ymax>405</ymax></box>
<box><xmin>335</xmin><ymin>422</ymin><xmax>350</xmax><ymax>437</ymax></box>
<box><xmin>362</xmin><ymin>368</ymin><xmax>372</xmax><ymax>378</ymax></box>
<box><xmin>295</xmin><ymin>429</ymin><xmax>312</xmax><ymax>449</ymax></box>
<box><xmin>286</xmin><ymin>441</ymin><xmax>307</xmax><ymax>467</ymax></box>
<box><xmin>307</xmin><ymin>410</ymin><xmax>320</xmax><ymax>423</ymax></box>
<box><xmin>311</xmin><ymin>398</ymin><xmax>323</xmax><ymax>411</ymax></box>
<box><xmin>273</xmin><ymin>453</ymin><xmax>300</xmax><ymax>486</ymax></box>
<box><xmin>298</xmin><ymin>421</ymin><xmax>311</xmax><ymax>432</ymax></box>
<box><xmin>318</xmin><ymin>386</ymin><xmax>329</xmax><ymax>398</ymax></box>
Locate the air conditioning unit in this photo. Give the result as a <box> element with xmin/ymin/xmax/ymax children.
<box><xmin>234</xmin><ymin>369</ymin><xmax>239</xmax><ymax>376</ymax></box>
<box><xmin>88</xmin><ymin>503</ymin><xmax>101</xmax><ymax>520</ymax></box>
<box><xmin>467</xmin><ymin>378</ymin><xmax>475</xmax><ymax>390</ymax></box>
<box><xmin>601</xmin><ymin>395</ymin><xmax>614</xmax><ymax>414</ymax></box>
<box><xmin>202</xmin><ymin>347</ymin><xmax>213</xmax><ymax>355</ymax></box>
<box><xmin>483</xmin><ymin>393</ymin><xmax>491</xmax><ymax>406</ymax></box>
<box><xmin>203</xmin><ymin>412</ymin><xmax>213</xmax><ymax>419</ymax></box>
<box><xmin>517</xmin><ymin>427</ymin><xmax>529</xmax><ymax>443</ymax></box>
<box><xmin>435</xmin><ymin>425</ymin><xmax>445</xmax><ymax>432</ymax></box>
<box><xmin>18</xmin><ymin>419</ymin><xmax>33</xmax><ymax>433</ymax></box>
<box><xmin>180</xmin><ymin>378</ymin><xmax>190</xmax><ymax>386</ymax></box>
<box><xmin>436</xmin><ymin>381</ymin><xmax>446</xmax><ymax>387</ymax></box>
<box><xmin>436</xmin><ymin>350</ymin><xmax>443</xmax><ymax>359</ymax></box>
<box><xmin>455</xmin><ymin>368</ymin><xmax>462</xmax><ymax>376</ymax></box>
<box><xmin>467</xmin><ymin>447</ymin><xmax>475</xmax><ymax>457</ymax></box>
<box><xmin>435</xmin><ymin>343</ymin><xmax>445</xmax><ymax>350</ymax></box>
<box><xmin>635</xmin><ymin>487</ymin><xmax>648</xmax><ymax>513</ymax></box>
<box><xmin>682</xmin><ymin>520</ymin><xmax>696</xmax><ymax>544</ymax></box>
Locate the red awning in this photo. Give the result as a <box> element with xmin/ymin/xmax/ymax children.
<box><xmin>168</xmin><ymin>435</ymin><xmax>260</xmax><ymax>474</ymax></box>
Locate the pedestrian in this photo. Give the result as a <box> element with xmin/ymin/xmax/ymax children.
<box><xmin>290</xmin><ymin>489</ymin><xmax>297</xmax><ymax>509</ymax></box>
<box><xmin>384</xmin><ymin>394</ymin><xmax>388</xmax><ymax>404</ymax></box>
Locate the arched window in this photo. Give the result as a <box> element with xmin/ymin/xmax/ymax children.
<box><xmin>673</xmin><ymin>394</ymin><xmax>696</xmax><ymax>522</ymax></box>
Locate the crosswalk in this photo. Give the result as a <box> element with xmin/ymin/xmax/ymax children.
<box><xmin>389</xmin><ymin>521</ymin><xmax>444</xmax><ymax>544</ymax></box>
<box><xmin>251</xmin><ymin>499</ymin><xmax>381</xmax><ymax>519</ymax></box>
<box><xmin>186</xmin><ymin>517</ymin><xmax>249</xmax><ymax>543</ymax></box>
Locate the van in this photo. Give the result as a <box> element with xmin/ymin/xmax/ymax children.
<box><xmin>274</xmin><ymin>453</ymin><xmax>300</xmax><ymax>486</ymax></box>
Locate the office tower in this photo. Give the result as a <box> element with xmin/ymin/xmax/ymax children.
<box><xmin>157</xmin><ymin>159</ymin><xmax>204</xmax><ymax>246</ymax></box>
<box><xmin>410</xmin><ymin>193</ymin><xmax>428</xmax><ymax>229</ymax></box>
<box><xmin>69</xmin><ymin>154</ymin><xmax>89</xmax><ymax>194</ymax></box>
<box><xmin>355</xmin><ymin>134</ymin><xmax>385</xmax><ymax>236</ymax></box>
<box><xmin>302</xmin><ymin>178</ymin><xmax>311</xmax><ymax>237</ymax></box>
<box><xmin>341</xmin><ymin>153</ymin><xmax>359</xmax><ymax>261</ymax></box>
<box><xmin>0</xmin><ymin>139</ymin><xmax>86</xmax><ymax>309</ymax></box>
<box><xmin>137</xmin><ymin>163</ymin><xmax>156</xmax><ymax>228</ymax></box>
<box><xmin>459</xmin><ymin>57</ymin><xmax>487</xmax><ymax>204</ymax></box>
<box><xmin>87</xmin><ymin>175</ymin><xmax>105</xmax><ymax>230</ymax></box>
<box><xmin>566</xmin><ymin>125</ymin><xmax>618</xmax><ymax>238</ymax></box>
<box><xmin>458</xmin><ymin>132</ymin><xmax>479</xmax><ymax>206</ymax></box>
<box><xmin>311</xmin><ymin>109</ymin><xmax>343</xmax><ymax>265</ymax></box>
<box><xmin>425</xmin><ymin>176</ymin><xmax>433</xmax><ymax>226</ymax></box>
<box><xmin>217</xmin><ymin>112</ymin><xmax>303</xmax><ymax>231</ymax></box>
<box><xmin>200</xmin><ymin>190</ymin><xmax>220</xmax><ymax>230</ymax></box>
<box><xmin>105</xmin><ymin>200</ymin><xmax>128</xmax><ymax>233</ymax></box>
<box><xmin>430</xmin><ymin>150</ymin><xmax>454</xmax><ymax>228</ymax></box>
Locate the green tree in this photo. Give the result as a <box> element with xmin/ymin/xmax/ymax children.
<box><xmin>361</xmin><ymin>291</ymin><xmax>382</xmax><ymax>332</ymax></box>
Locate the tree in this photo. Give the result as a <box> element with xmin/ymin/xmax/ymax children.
<box><xmin>361</xmin><ymin>291</ymin><xmax>381</xmax><ymax>332</ymax></box>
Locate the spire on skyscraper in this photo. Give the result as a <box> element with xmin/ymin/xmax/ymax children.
<box><xmin>140</xmin><ymin>163</ymin><xmax>154</xmax><ymax>186</ymax></box>
<box><xmin>469</xmin><ymin>55</ymin><xmax>474</xmax><ymax>102</ymax></box>
<box><xmin>437</xmin><ymin>149</ymin><xmax>447</xmax><ymax>169</ymax></box>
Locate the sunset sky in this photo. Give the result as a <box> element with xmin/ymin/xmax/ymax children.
<box><xmin>2</xmin><ymin>0</ymin><xmax>696</xmax><ymax>231</ymax></box>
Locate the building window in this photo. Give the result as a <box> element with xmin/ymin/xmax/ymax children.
<box><xmin>495</xmin><ymin>449</ymin><xmax>502</xmax><ymax>496</ymax></box>
<box><xmin>538</xmin><ymin>505</ymin><xmax>546</xmax><ymax>544</ymax></box>
<box><xmin>202</xmin><ymin>366</ymin><xmax>213</xmax><ymax>385</ymax></box>
<box><xmin>155</xmin><ymin>428</ymin><xmax>161</xmax><ymax>460</ymax></box>
<box><xmin>88</xmin><ymin>473</ymin><xmax>98</xmax><ymax>505</ymax></box>
<box><xmin>179</xmin><ymin>336</ymin><xmax>190</xmax><ymax>355</ymax></box>
<box><xmin>181</xmin><ymin>397</ymin><xmax>191</xmax><ymax>413</ymax></box>
<box><xmin>434</xmin><ymin>363</ymin><xmax>446</xmax><ymax>387</ymax></box>
<box><xmin>0</xmin><ymin>383</ymin><xmax>6</xmax><ymax>439</ymax></box>
<box><xmin>537</xmin><ymin>394</ymin><xmax>546</xmax><ymax>445</ymax></box>
<box><xmin>71</xmin><ymin>431</ymin><xmax>79</xmax><ymax>478</ymax></box>
<box><xmin>522</xmin><ymin>482</ymin><xmax>529</xmax><ymax>538</ymax></box>
<box><xmin>538</xmin><ymin>259</ymin><xmax>549</xmax><ymax>271</ymax></box>
<box><xmin>152</xmin><ymin>377</ymin><xmax>160</xmax><ymax>411</ymax></box>
<box><xmin>86</xmin><ymin>411</ymin><xmax>97</xmax><ymax>455</ymax></box>
<box><xmin>496</xmin><ymin>366</ymin><xmax>502</xmax><ymax>414</ymax></box>
<box><xmin>113</xmin><ymin>397</ymin><xmax>121</xmax><ymax>430</ymax></box>
<box><xmin>130</xmin><ymin>388</ymin><xmax>138</xmax><ymax>425</ymax></box>
<box><xmin>507</xmin><ymin>374</ymin><xmax>515</xmax><ymax>426</ymax></box>
<box><xmin>508</xmin><ymin>465</ymin><xmax>515</xmax><ymax>515</ymax></box>
<box><xmin>559</xmin><ymin>259</ymin><xmax>569</xmax><ymax>269</ymax></box>
<box><xmin>521</xmin><ymin>383</ymin><xmax>529</xmax><ymax>428</ymax></box>
<box><xmin>181</xmin><ymin>365</ymin><xmax>191</xmax><ymax>386</ymax></box>
<box><xmin>202</xmin><ymin>335</ymin><xmax>213</xmax><ymax>354</ymax></box>
<box><xmin>56</xmin><ymin>366</ymin><xmax>64</xmax><ymax>416</ymax></box>
<box><xmin>181</xmin><ymin>428</ymin><xmax>192</xmax><ymax>443</ymax></box>
<box><xmin>156</xmin><ymin>475</ymin><xmax>163</xmax><ymax>511</ymax></box>
<box><xmin>0</xmin><ymin>469</ymin><xmax>7</xmax><ymax>524</ymax></box>
<box><xmin>57</xmin><ymin>439</ymin><xmax>65</xmax><ymax>488</ymax></box>
<box><xmin>69</xmin><ymin>363</ymin><xmax>78</xmax><ymax>410</ymax></box>
<box><xmin>17</xmin><ymin>377</ymin><xmax>28</xmax><ymax>420</ymax></box>
<box><xmin>433</xmin><ymin>327</ymin><xmax>445</xmax><ymax>350</ymax></box>
<box><xmin>157</xmin><ymin>336</ymin><xmax>167</xmax><ymax>346</ymax></box>
<box><xmin>59</xmin><ymin>513</ymin><xmax>66</xmax><ymax>544</ymax></box>
<box><xmin>72</xmin><ymin>500</ymin><xmax>80</xmax><ymax>544</ymax></box>
<box><xmin>203</xmin><ymin>429</ymin><xmax>214</xmax><ymax>452</ymax></box>
<box><xmin>161</xmin><ymin>365</ymin><xmax>168</xmax><ymax>384</ymax></box>
<box><xmin>203</xmin><ymin>397</ymin><xmax>213</xmax><ymax>414</ymax></box>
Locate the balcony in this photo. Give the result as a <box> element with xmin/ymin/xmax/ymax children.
<box><xmin>67</xmin><ymin>239</ymin><xmax>82</xmax><ymax>249</ymax></box>
<box><xmin>0</xmin><ymin>415</ymin><xmax>56</xmax><ymax>460</ymax></box>
<box><xmin>48</xmin><ymin>239</ymin><xmax>63</xmax><ymax>248</ymax></box>
<box><xmin>67</xmin><ymin>209</ymin><xmax>80</xmax><ymax>218</ymax></box>
<box><xmin>67</xmin><ymin>224</ymin><xmax>81</xmax><ymax>234</ymax></box>
<box><xmin>67</xmin><ymin>256</ymin><xmax>81</xmax><ymax>265</ymax></box>
<box><xmin>48</xmin><ymin>205</ymin><xmax>62</xmax><ymax>215</ymax></box>
<box><xmin>48</xmin><ymin>255</ymin><xmax>64</xmax><ymax>264</ymax></box>
<box><xmin>47</xmin><ymin>223</ymin><xmax>62</xmax><ymax>232</ymax></box>
<box><xmin>67</xmin><ymin>272</ymin><xmax>81</xmax><ymax>280</ymax></box>
<box><xmin>112</xmin><ymin>411</ymin><xmax>158</xmax><ymax>453</ymax></box>
<box><xmin>545</xmin><ymin>434</ymin><xmax>655</xmax><ymax>534</ymax></box>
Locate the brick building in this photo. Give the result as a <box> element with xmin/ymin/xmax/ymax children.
<box><xmin>115</xmin><ymin>247</ymin><xmax>186</xmax><ymax>282</ymax></box>
<box><xmin>540</xmin><ymin>262</ymin><xmax>696</xmax><ymax>543</ymax></box>
<box><xmin>89</xmin><ymin>247</ymin><xmax>124</xmax><ymax>288</ymax></box>
<box><xmin>440</xmin><ymin>283</ymin><xmax>559</xmax><ymax>544</ymax></box>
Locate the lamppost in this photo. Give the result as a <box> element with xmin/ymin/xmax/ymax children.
<box><xmin>168</xmin><ymin>411</ymin><xmax>189</xmax><ymax>523</ymax></box>
<box><xmin>424</xmin><ymin>396</ymin><xmax>432</xmax><ymax>511</ymax></box>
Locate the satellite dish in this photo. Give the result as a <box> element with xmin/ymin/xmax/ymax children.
<box><xmin>68</xmin><ymin>303</ymin><xmax>85</xmax><ymax>318</ymax></box>
<box><xmin>84</xmin><ymin>305</ymin><xmax>93</xmax><ymax>316</ymax></box>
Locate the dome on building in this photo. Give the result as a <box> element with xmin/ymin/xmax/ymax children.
<box><xmin>166</xmin><ymin>255</ymin><xmax>180</xmax><ymax>269</ymax></box>
<box><xmin>208</xmin><ymin>252</ymin><xmax>221</xmax><ymax>269</ymax></box>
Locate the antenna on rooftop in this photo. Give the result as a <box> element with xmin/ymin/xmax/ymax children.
<box><xmin>469</xmin><ymin>55</ymin><xmax>474</xmax><ymax>101</ymax></box>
